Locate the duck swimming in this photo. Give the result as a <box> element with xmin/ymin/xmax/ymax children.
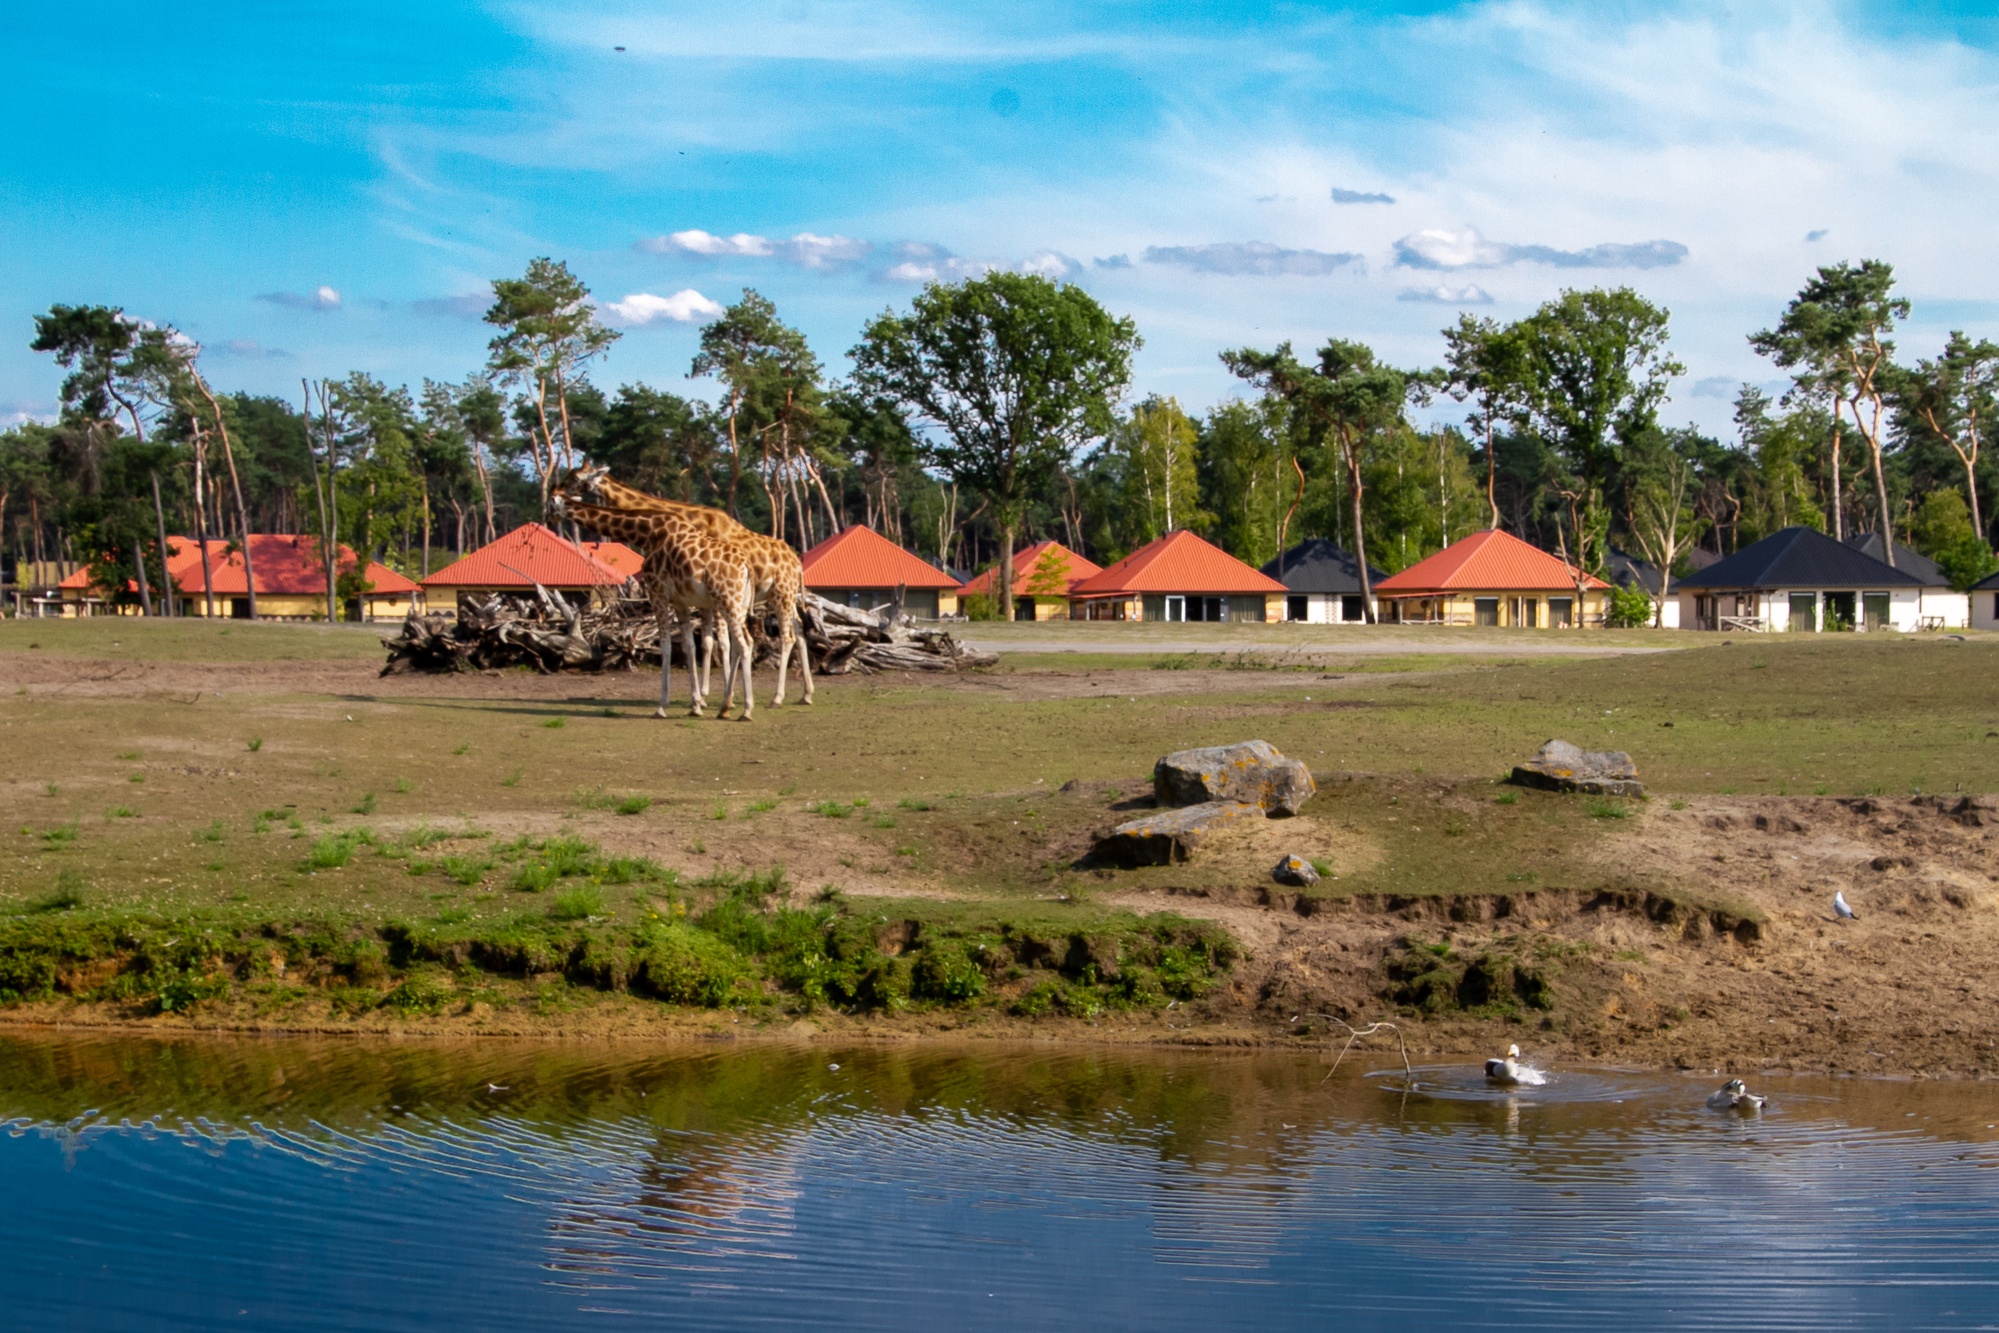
<box><xmin>1706</xmin><ymin>1078</ymin><xmax>1767</xmax><ymax>1113</ymax></box>
<box><xmin>1485</xmin><ymin>1044</ymin><xmax>1523</xmax><ymax>1085</ymax></box>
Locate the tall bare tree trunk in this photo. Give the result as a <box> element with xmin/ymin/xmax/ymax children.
<box><xmin>150</xmin><ymin>471</ymin><xmax>174</xmax><ymax>616</ymax></box>
<box><xmin>191</xmin><ymin>426</ymin><xmax>216</xmax><ymax>618</ymax></box>
<box><xmin>1343</xmin><ymin>432</ymin><xmax>1373</xmax><ymax>622</ymax></box>
<box><xmin>192</xmin><ymin>376</ymin><xmax>257</xmax><ymax>618</ymax></box>
<box><xmin>131</xmin><ymin>541</ymin><xmax>153</xmax><ymax>616</ymax></box>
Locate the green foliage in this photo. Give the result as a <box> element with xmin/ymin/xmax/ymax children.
<box><xmin>853</xmin><ymin>270</ymin><xmax>1139</xmax><ymax>612</ymax></box>
<box><xmin>1907</xmin><ymin>489</ymin><xmax>1998</xmax><ymax>590</ymax></box>
<box><xmin>911</xmin><ymin>940</ymin><xmax>986</xmax><ymax>1002</ymax></box>
<box><xmin>548</xmin><ymin>885</ymin><xmax>605</xmax><ymax>921</ymax></box>
<box><xmin>29</xmin><ymin>871</ymin><xmax>87</xmax><ymax>914</ymax></box>
<box><xmin>961</xmin><ymin>591</ymin><xmax>1000</xmax><ymax>621</ymax></box>
<box><xmin>615</xmin><ymin>794</ymin><xmax>652</xmax><ymax>816</ymax></box>
<box><xmin>305</xmin><ymin>830</ymin><xmax>372</xmax><ymax>870</ymax></box>
<box><xmin>1603</xmin><ymin>583</ymin><xmax>1655</xmax><ymax>628</ymax></box>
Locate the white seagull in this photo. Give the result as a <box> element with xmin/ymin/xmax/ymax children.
<box><xmin>1485</xmin><ymin>1044</ymin><xmax>1523</xmax><ymax>1085</ymax></box>
<box><xmin>1706</xmin><ymin>1078</ymin><xmax>1766</xmax><ymax>1113</ymax></box>
<box><xmin>1833</xmin><ymin>890</ymin><xmax>1858</xmax><ymax>921</ymax></box>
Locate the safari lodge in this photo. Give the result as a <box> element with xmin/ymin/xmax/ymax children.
<box><xmin>1066</xmin><ymin>530</ymin><xmax>1287</xmax><ymax>622</ymax></box>
<box><xmin>800</xmin><ymin>525</ymin><xmax>963</xmax><ymax>619</ymax></box>
<box><xmin>1371</xmin><ymin>529</ymin><xmax>1608</xmax><ymax>627</ymax></box>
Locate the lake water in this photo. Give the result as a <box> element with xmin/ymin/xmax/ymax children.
<box><xmin>4</xmin><ymin>1034</ymin><xmax>1999</xmax><ymax>1331</ymax></box>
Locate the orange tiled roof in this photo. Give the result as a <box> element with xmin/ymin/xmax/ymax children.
<box><xmin>421</xmin><ymin>523</ymin><xmax>632</xmax><ymax>590</ymax></box>
<box><xmin>66</xmin><ymin>536</ymin><xmax>418</xmax><ymax>597</ymax></box>
<box><xmin>960</xmin><ymin>540</ymin><xmax>1104</xmax><ymax>597</ymax></box>
<box><xmin>1068</xmin><ymin>530</ymin><xmax>1286</xmax><ymax>597</ymax></box>
<box><xmin>800</xmin><ymin>526</ymin><xmax>960</xmax><ymax>590</ymax></box>
<box><xmin>583</xmin><ymin>541</ymin><xmax>644</xmax><ymax>579</ymax></box>
<box><xmin>1372</xmin><ymin>529</ymin><xmax>1609</xmax><ymax>594</ymax></box>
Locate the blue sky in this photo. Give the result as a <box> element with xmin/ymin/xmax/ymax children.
<box><xmin>5</xmin><ymin>1</ymin><xmax>1998</xmax><ymax>439</ymax></box>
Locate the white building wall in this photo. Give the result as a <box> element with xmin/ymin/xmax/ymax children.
<box><xmin>1917</xmin><ymin>588</ymin><xmax>1971</xmax><ymax>629</ymax></box>
<box><xmin>1976</xmin><ymin>589</ymin><xmax>1999</xmax><ymax>631</ymax></box>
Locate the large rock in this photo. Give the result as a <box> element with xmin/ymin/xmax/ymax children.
<box><xmin>1154</xmin><ymin>740</ymin><xmax>1316</xmax><ymax>817</ymax></box>
<box><xmin>1272</xmin><ymin>854</ymin><xmax>1320</xmax><ymax>887</ymax></box>
<box><xmin>1510</xmin><ymin>739</ymin><xmax>1644</xmax><ymax>797</ymax></box>
<box><xmin>1093</xmin><ymin>801</ymin><xmax>1264</xmax><ymax>867</ymax></box>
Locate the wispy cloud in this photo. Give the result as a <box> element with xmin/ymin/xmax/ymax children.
<box><xmin>1093</xmin><ymin>254</ymin><xmax>1132</xmax><ymax>270</ymax></box>
<box><xmin>601</xmin><ymin>289</ymin><xmax>724</xmax><ymax>325</ymax></box>
<box><xmin>257</xmin><ymin>285</ymin><xmax>342</xmax><ymax>311</ymax></box>
<box><xmin>1398</xmin><ymin>284</ymin><xmax>1493</xmax><ymax>305</ymax></box>
<box><xmin>411</xmin><ymin>293</ymin><xmax>490</xmax><ymax>319</ymax></box>
<box><xmin>209</xmin><ymin>339</ymin><xmax>291</xmax><ymax>359</ymax></box>
<box><xmin>879</xmin><ymin>242</ymin><xmax>995</xmax><ymax>283</ymax></box>
<box><xmin>1394</xmin><ymin>227</ymin><xmax>1687</xmax><ymax>271</ymax></box>
<box><xmin>1143</xmin><ymin>241</ymin><xmax>1361</xmax><ymax>277</ymax></box>
<box><xmin>1805</xmin><ymin>228</ymin><xmax>1829</xmax><ymax>242</ymax></box>
<box><xmin>1331</xmin><ymin>187</ymin><xmax>1395</xmax><ymax>205</ymax></box>
<box><xmin>1</xmin><ymin>398</ymin><xmax>55</xmax><ymax>427</ymax></box>
<box><xmin>639</xmin><ymin>229</ymin><xmax>872</xmax><ymax>269</ymax></box>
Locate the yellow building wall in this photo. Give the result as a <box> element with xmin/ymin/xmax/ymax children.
<box><xmin>1391</xmin><ymin>590</ymin><xmax>1606</xmax><ymax>626</ymax></box>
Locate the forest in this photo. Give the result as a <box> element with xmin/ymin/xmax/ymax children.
<box><xmin>2</xmin><ymin>255</ymin><xmax>1993</xmax><ymax>621</ymax></box>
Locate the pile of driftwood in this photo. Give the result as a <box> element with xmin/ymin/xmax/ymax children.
<box><xmin>380</xmin><ymin>587</ymin><xmax>994</xmax><ymax>677</ymax></box>
<box><xmin>802</xmin><ymin>592</ymin><xmax>996</xmax><ymax>674</ymax></box>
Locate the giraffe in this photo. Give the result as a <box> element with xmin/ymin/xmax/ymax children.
<box><xmin>564</xmin><ymin>467</ymin><xmax>814</xmax><ymax>707</ymax></box>
<box><xmin>547</xmin><ymin>487</ymin><xmax>760</xmax><ymax>719</ymax></box>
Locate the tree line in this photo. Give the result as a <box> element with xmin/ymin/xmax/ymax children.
<box><xmin>2</xmin><ymin>255</ymin><xmax>1992</xmax><ymax>621</ymax></box>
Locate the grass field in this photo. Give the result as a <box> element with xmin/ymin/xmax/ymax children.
<box><xmin>3</xmin><ymin>616</ymin><xmax>1997</xmax><ymax>1040</ymax></box>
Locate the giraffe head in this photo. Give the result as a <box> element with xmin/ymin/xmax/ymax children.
<box><xmin>550</xmin><ymin>464</ymin><xmax>611</xmax><ymax>505</ymax></box>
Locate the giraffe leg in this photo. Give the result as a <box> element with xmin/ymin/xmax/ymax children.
<box><xmin>770</xmin><ymin>599</ymin><xmax>790</xmax><ymax>707</ymax></box>
<box><xmin>794</xmin><ymin>608</ymin><xmax>814</xmax><ymax>705</ymax></box>
<box><xmin>731</xmin><ymin>604</ymin><xmax>756</xmax><ymax>721</ymax></box>
<box><xmin>683</xmin><ymin>613</ymin><xmax>706</xmax><ymax>717</ymax></box>
<box><xmin>655</xmin><ymin>603</ymin><xmax>673</xmax><ymax>718</ymax></box>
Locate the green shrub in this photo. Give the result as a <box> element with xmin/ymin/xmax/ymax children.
<box><xmin>549</xmin><ymin>885</ymin><xmax>605</xmax><ymax>921</ymax></box>
<box><xmin>912</xmin><ymin>940</ymin><xmax>985</xmax><ymax>1002</ymax></box>
<box><xmin>305</xmin><ymin>830</ymin><xmax>372</xmax><ymax>870</ymax></box>
<box><xmin>29</xmin><ymin>870</ymin><xmax>87</xmax><ymax>913</ymax></box>
<box><xmin>1603</xmin><ymin>583</ymin><xmax>1655</xmax><ymax>628</ymax></box>
<box><xmin>440</xmin><ymin>855</ymin><xmax>489</xmax><ymax>886</ymax></box>
<box><xmin>633</xmin><ymin>923</ymin><xmax>750</xmax><ymax>1006</ymax></box>
<box><xmin>615</xmin><ymin>795</ymin><xmax>652</xmax><ymax>816</ymax></box>
<box><xmin>510</xmin><ymin>862</ymin><xmax>558</xmax><ymax>893</ymax></box>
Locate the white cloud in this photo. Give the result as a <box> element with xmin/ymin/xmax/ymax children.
<box><xmin>1397</xmin><ymin>284</ymin><xmax>1493</xmax><ymax>305</ymax></box>
<box><xmin>1</xmin><ymin>399</ymin><xmax>55</xmax><ymax>427</ymax></box>
<box><xmin>782</xmin><ymin>232</ymin><xmax>872</xmax><ymax>268</ymax></box>
<box><xmin>1393</xmin><ymin>226</ymin><xmax>1686</xmax><ymax>271</ymax></box>
<box><xmin>638</xmin><ymin>229</ymin><xmax>871</xmax><ymax>268</ymax></box>
<box><xmin>879</xmin><ymin>242</ymin><xmax>995</xmax><ymax>283</ymax></box>
<box><xmin>1143</xmin><ymin>241</ymin><xmax>1361</xmax><ymax>277</ymax></box>
<box><xmin>258</xmin><ymin>285</ymin><xmax>342</xmax><ymax>311</ymax></box>
<box><xmin>1019</xmin><ymin>250</ymin><xmax>1077</xmax><ymax>278</ymax></box>
<box><xmin>642</xmin><ymin>229</ymin><xmax>775</xmax><ymax>257</ymax></box>
<box><xmin>602</xmin><ymin>289</ymin><xmax>725</xmax><ymax>325</ymax></box>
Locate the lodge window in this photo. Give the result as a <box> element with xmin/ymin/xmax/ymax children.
<box><xmin>1550</xmin><ymin>597</ymin><xmax>1573</xmax><ymax>628</ymax></box>
<box><xmin>1286</xmin><ymin>595</ymin><xmax>1307</xmax><ymax>622</ymax></box>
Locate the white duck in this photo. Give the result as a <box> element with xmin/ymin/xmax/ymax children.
<box><xmin>1485</xmin><ymin>1044</ymin><xmax>1523</xmax><ymax>1085</ymax></box>
<box><xmin>1706</xmin><ymin>1078</ymin><xmax>1767</xmax><ymax>1113</ymax></box>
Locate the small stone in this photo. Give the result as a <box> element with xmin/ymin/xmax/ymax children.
<box><xmin>1509</xmin><ymin>738</ymin><xmax>1644</xmax><ymax>797</ymax></box>
<box><xmin>1272</xmin><ymin>854</ymin><xmax>1320</xmax><ymax>887</ymax></box>
<box><xmin>1154</xmin><ymin>739</ymin><xmax>1316</xmax><ymax>816</ymax></box>
<box><xmin>1093</xmin><ymin>801</ymin><xmax>1264</xmax><ymax>867</ymax></box>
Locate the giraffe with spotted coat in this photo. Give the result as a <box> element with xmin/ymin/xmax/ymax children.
<box><xmin>547</xmin><ymin>485</ymin><xmax>760</xmax><ymax>719</ymax></box>
<box><xmin>564</xmin><ymin>466</ymin><xmax>813</xmax><ymax>707</ymax></box>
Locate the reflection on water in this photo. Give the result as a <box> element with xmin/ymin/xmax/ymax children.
<box><xmin>4</xmin><ymin>1034</ymin><xmax>1999</xmax><ymax>1331</ymax></box>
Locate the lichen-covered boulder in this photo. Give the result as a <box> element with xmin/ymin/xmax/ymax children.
<box><xmin>1154</xmin><ymin>740</ymin><xmax>1316</xmax><ymax>817</ymax></box>
<box><xmin>1093</xmin><ymin>801</ymin><xmax>1264</xmax><ymax>867</ymax></box>
<box><xmin>1272</xmin><ymin>854</ymin><xmax>1320</xmax><ymax>887</ymax></box>
<box><xmin>1509</xmin><ymin>739</ymin><xmax>1644</xmax><ymax>797</ymax></box>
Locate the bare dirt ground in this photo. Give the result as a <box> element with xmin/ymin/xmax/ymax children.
<box><xmin>7</xmin><ymin>621</ymin><xmax>1999</xmax><ymax>1077</ymax></box>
